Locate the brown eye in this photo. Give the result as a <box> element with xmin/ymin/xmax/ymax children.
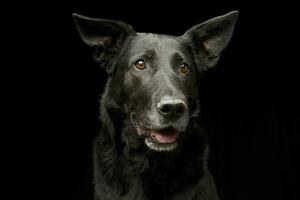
<box><xmin>180</xmin><ymin>63</ymin><xmax>190</xmax><ymax>74</ymax></box>
<box><xmin>134</xmin><ymin>59</ymin><xmax>146</xmax><ymax>70</ymax></box>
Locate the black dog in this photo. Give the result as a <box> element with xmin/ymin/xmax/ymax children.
<box><xmin>73</xmin><ymin>11</ymin><xmax>238</xmax><ymax>200</ymax></box>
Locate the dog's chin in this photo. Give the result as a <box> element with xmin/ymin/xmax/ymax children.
<box><xmin>136</xmin><ymin>127</ymin><xmax>180</xmax><ymax>152</ymax></box>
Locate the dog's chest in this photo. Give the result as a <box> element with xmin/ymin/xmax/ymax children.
<box><xmin>116</xmin><ymin>174</ymin><xmax>218</xmax><ymax>200</ymax></box>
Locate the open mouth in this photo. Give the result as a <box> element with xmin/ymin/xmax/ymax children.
<box><xmin>139</xmin><ymin>127</ymin><xmax>180</xmax><ymax>152</ymax></box>
<box><xmin>131</xmin><ymin>113</ymin><xmax>185</xmax><ymax>152</ymax></box>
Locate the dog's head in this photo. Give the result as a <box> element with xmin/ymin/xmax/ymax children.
<box><xmin>73</xmin><ymin>12</ymin><xmax>238</xmax><ymax>152</ymax></box>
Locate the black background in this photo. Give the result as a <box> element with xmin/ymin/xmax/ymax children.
<box><xmin>16</xmin><ymin>1</ymin><xmax>299</xmax><ymax>200</ymax></box>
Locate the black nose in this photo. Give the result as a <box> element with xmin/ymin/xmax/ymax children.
<box><xmin>157</xmin><ymin>98</ymin><xmax>187</xmax><ymax>118</ymax></box>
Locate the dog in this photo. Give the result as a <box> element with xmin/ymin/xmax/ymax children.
<box><xmin>73</xmin><ymin>11</ymin><xmax>238</xmax><ymax>200</ymax></box>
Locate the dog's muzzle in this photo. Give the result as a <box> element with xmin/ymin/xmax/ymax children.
<box><xmin>131</xmin><ymin>97</ymin><xmax>188</xmax><ymax>152</ymax></box>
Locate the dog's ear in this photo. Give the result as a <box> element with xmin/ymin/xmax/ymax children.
<box><xmin>182</xmin><ymin>11</ymin><xmax>238</xmax><ymax>71</ymax></box>
<box><xmin>73</xmin><ymin>14</ymin><xmax>135</xmax><ymax>73</ymax></box>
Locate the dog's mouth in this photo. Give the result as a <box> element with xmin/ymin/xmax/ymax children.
<box><xmin>149</xmin><ymin>128</ymin><xmax>179</xmax><ymax>143</ymax></box>
<box><xmin>131</xmin><ymin>113</ymin><xmax>186</xmax><ymax>152</ymax></box>
<box><xmin>136</xmin><ymin>126</ymin><xmax>180</xmax><ymax>152</ymax></box>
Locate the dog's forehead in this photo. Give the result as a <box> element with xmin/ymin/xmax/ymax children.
<box><xmin>128</xmin><ymin>33</ymin><xmax>182</xmax><ymax>55</ymax></box>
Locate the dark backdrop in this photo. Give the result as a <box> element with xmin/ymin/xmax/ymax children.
<box><xmin>22</xmin><ymin>1</ymin><xmax>299</xmax><ymax>200</ymax></box>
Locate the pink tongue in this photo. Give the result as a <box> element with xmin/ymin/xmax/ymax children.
<box><xmin>150</xmin><ymin>130</ymin><xmax>178</xmax><ymax>143</ymax></box>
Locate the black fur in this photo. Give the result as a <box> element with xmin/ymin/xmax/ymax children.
<box><xmin>73</xmin><ymin>11</ymin><xmax>238</xmax><ymax>200</ymax></box>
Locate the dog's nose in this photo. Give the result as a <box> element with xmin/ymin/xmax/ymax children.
<box><xmin>157</xmin><ymin>97</ymin><xmax>187</xmax><ymax>118</ymax></box>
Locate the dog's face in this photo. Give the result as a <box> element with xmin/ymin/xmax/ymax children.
<box><xmin>73</xmin><ymin>12</ymin><xmax>238</xmax><ymax>152</ymax></box>
<box><xmin>118</xmin><ymin>33</ymin><xmax>198</xmax><ymax>151</ymax></box>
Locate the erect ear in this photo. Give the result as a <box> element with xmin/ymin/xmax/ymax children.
<box><xmin>182</xmin><ymin>11</ymin><xmax>238</xmax><ymax>70</ymax></box>
<box><xmin>72</xmin><ymin>13</ymin><xmax>136</xmax><ymax>73</ymax></box>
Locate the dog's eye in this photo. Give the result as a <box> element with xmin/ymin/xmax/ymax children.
<box><xmin>134</xmin><ymin>59</ymin><xmax>146</xmax><ymax>70</ymax></box>
<box><xmin>180</xmin><ymin>63</ymin><xmax>190</xmax><ymax>75</ymax></box>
